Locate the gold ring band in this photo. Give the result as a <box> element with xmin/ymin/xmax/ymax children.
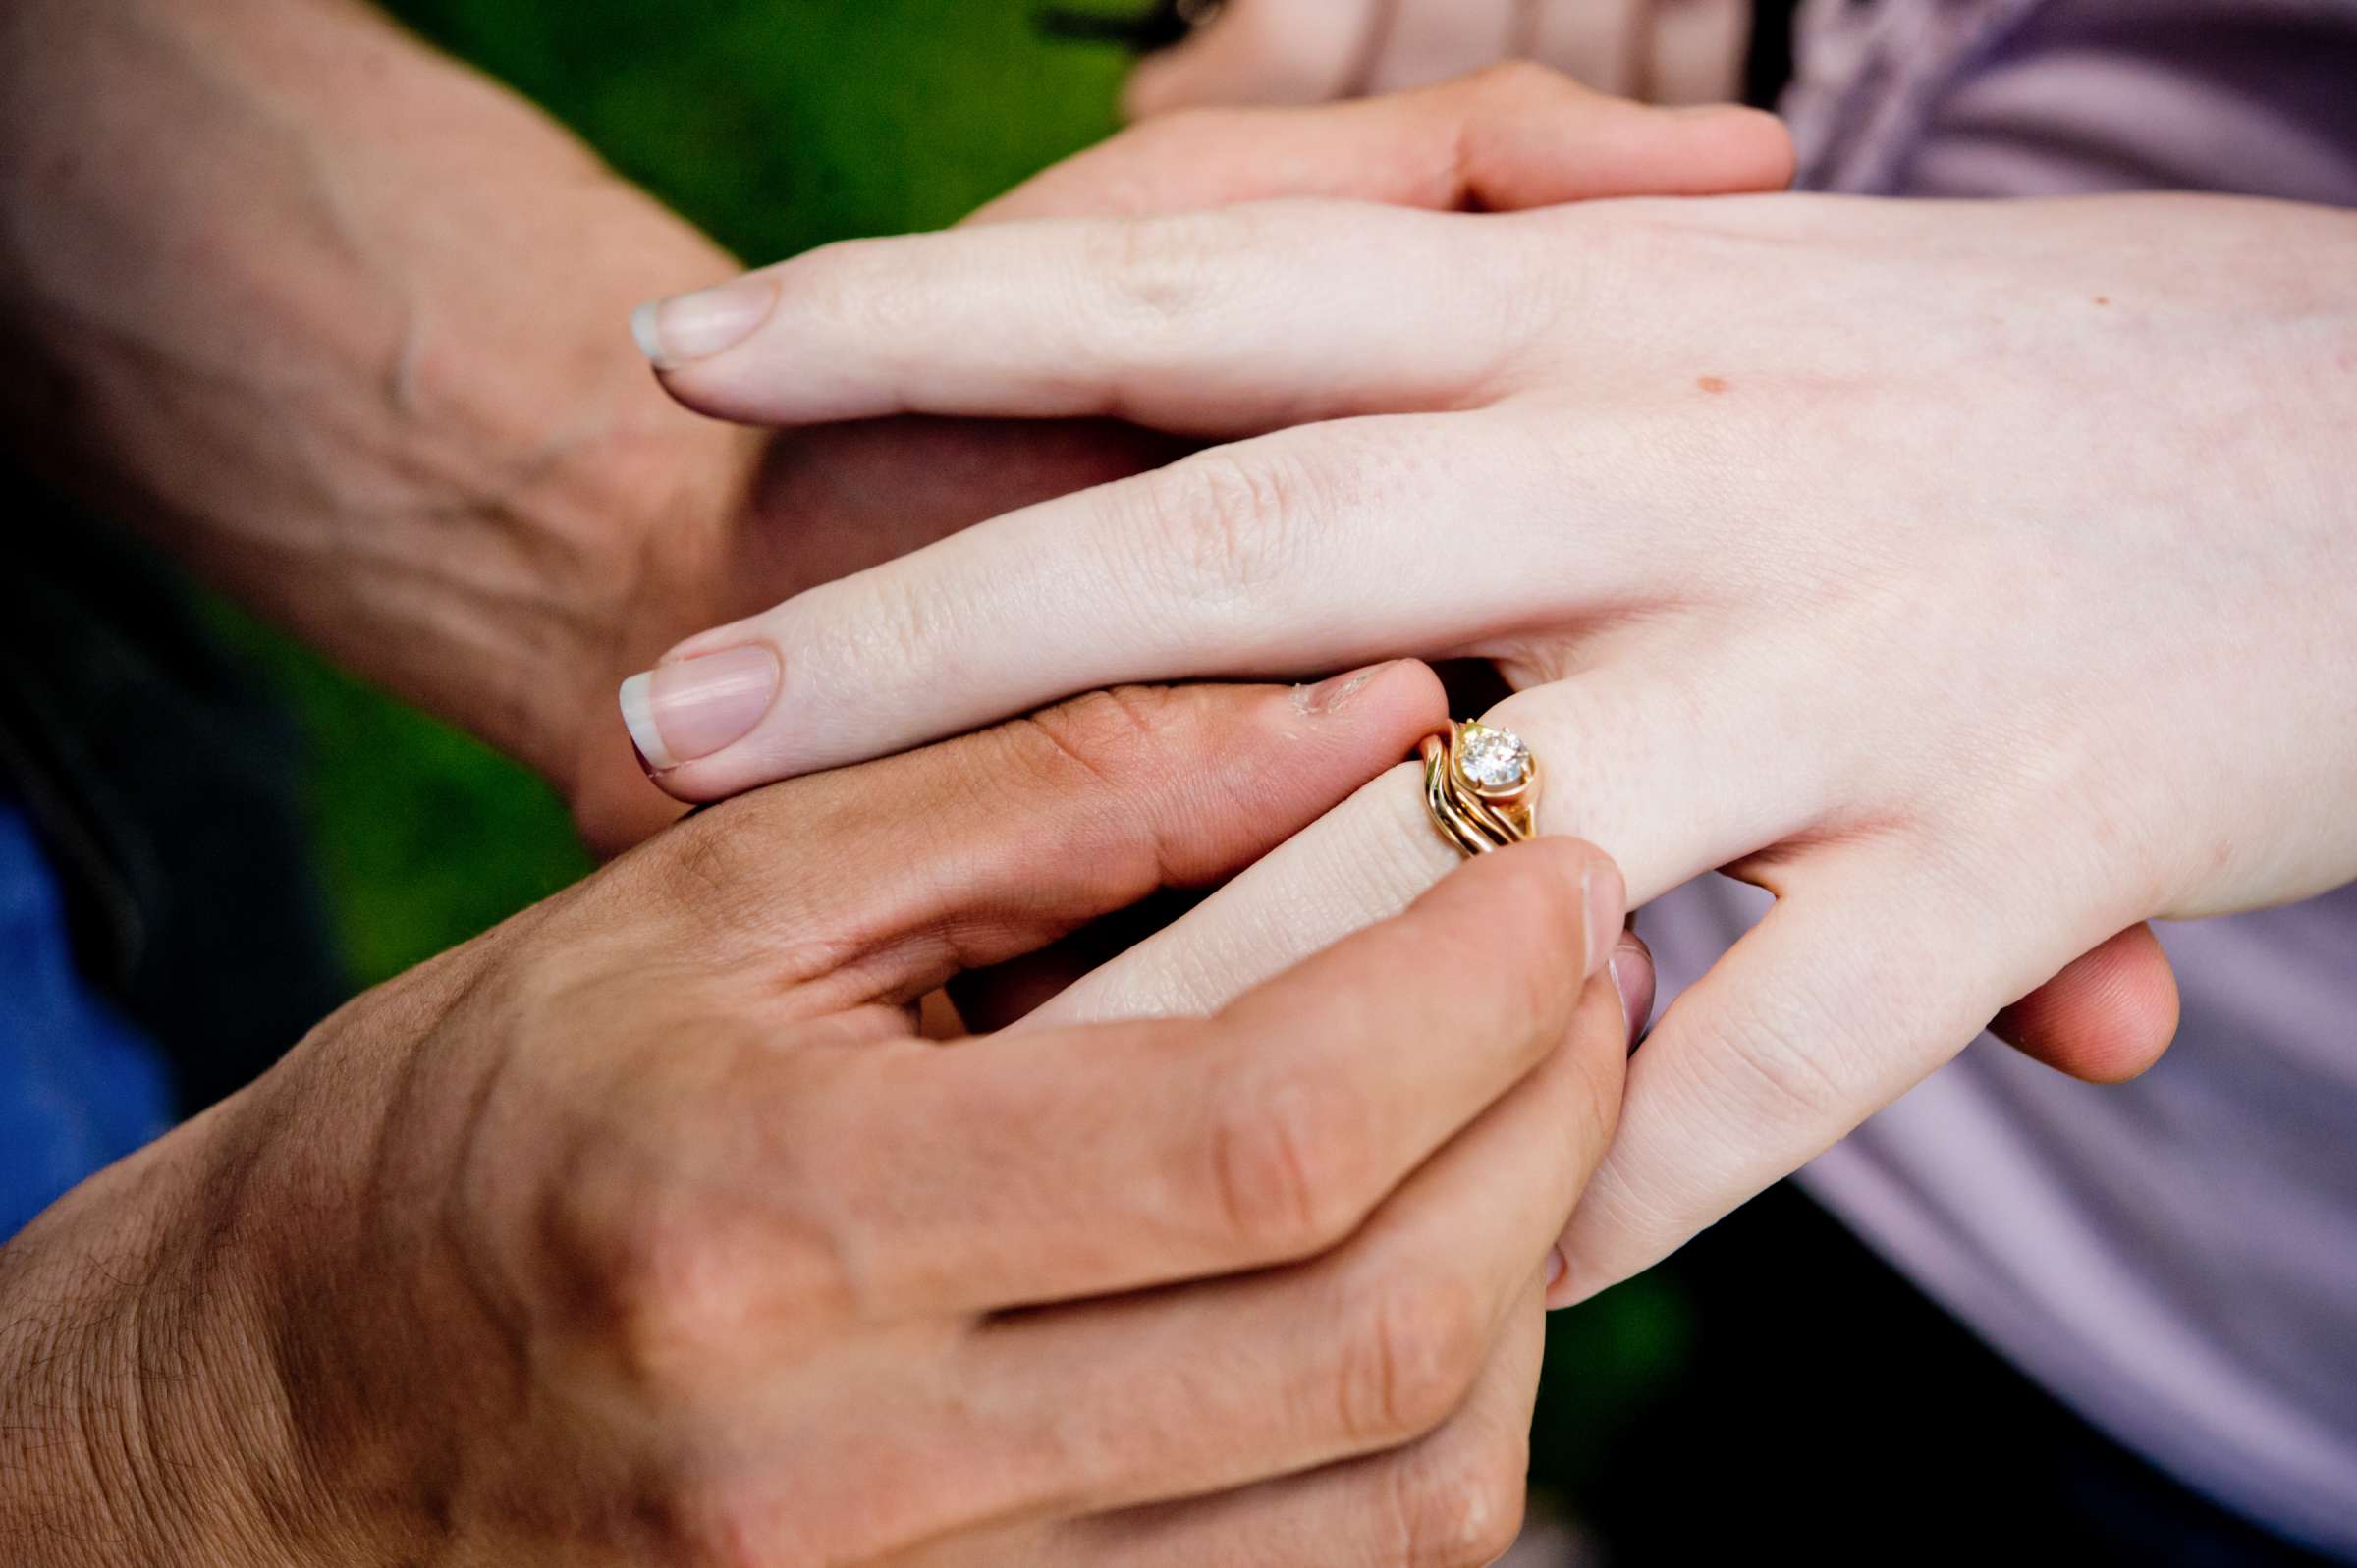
<box><xmin>1420</xmin><ymin>720</ymin><xmax>1541</xmax><ymax>857</ymax></box>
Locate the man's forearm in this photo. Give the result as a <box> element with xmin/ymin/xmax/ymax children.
<box><xmin>0</xmin><ymin>0</ymin><xmax>751</xmax><ymax>785</ymax></box>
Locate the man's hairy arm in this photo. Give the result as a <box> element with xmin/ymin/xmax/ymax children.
<box><xmin>0</xmin><ymin>0</ymin><xmax>751</xmax><ymax>789</ymax></box>
<box><xmin>0</xmin><ymin>1105</ymin><xmax>308</xmax><ymax>1568</ymax></box>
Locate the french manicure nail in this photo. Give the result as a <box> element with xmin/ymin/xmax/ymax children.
<box><xmin>631</xmin><ymin>276</ymin><xmax>778</xmax><ymax>370</ymax></box>
<box><xmin>618</xmin><ymin>645</ymin><xmax>780</xmax><ymax>772</ymax></box>
<box><xmin>1293</xmin><ymin>661</ymin><xmax>1388</xmax><ymax>717</ymax></box>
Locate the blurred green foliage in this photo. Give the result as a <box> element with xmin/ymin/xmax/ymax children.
<box><xmin>239</xmin><ymin>0</ymin><xmax>1687</xmax><ymax>1522</ymax></box>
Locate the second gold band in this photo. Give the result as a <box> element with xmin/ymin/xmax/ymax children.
<box><xmin>1421</xmin><ymin>720</ymin><xmax>1541</xmax><ymax>858</ymax></box>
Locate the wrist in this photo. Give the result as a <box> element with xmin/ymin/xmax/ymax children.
<box><xmin>0</xmin><ymin>1106</ymin><xmax>313</xmax><ymax>1568</ymax></box>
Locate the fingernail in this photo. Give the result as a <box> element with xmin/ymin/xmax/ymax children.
<box><xmin>1543</xmin><ymin>1246</ymin><xmax>1568</xmax><ymax>1292</ymax></box>
<box><xmin>1581</xmin><ymin>862</ymin><xmax>1626</xmax><ymax>977</ymax></box>
<box><xmin>1609</xmin><ymin>932</ymin><xmax>1655</xmax><ymax>1047</ymax></box>
<box><xmin>617</xmin><ymin>646</ymin><xmax>780</xmax><ymax>772</ymax></box>
<box><xmin>631</xmin><ymin>276</ymin><xmax>778</xmax><ymax>370</ymax></box>
<box><xmin>1292</xmin><ymin>661</ymin><xmax>1388</xmax><ymax>717</ymax></box>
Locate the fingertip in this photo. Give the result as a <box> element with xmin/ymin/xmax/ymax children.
<box><xmin>1702</xmin><ymin>103</ymin><xmax>1798</xmax><ymax>189</ymax></box>
<box><xmin>1991</xmin><ymin>924</ymin><xmax>2182</xmax><ymax>1083</ymax></box>
<box><xmin>1642</xmin><ymin>99</ymin><xmax>1795</xmax><ymax>193</ymax></box>
<box><xmin>1583</xmin><ymin>854</ymin><xmax>1629</xmax><ymax>976</ymax></box>
<box><xmin>1324</xmin><ymin>657</ymin><xmax>1448</xmax><ymax>736</ymax></box>
<box><xmin>1611</xmin><ymin>929</ymin><xmax>1657</xmax><ymax>1046</ymax></box>
<box><xmin>1426</xmin><ymin>836</ymin><xmax>1624</xmax><ymax>979</ymax></box>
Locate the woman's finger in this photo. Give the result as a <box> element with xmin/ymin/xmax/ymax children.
<box><xmin>628</xmin><ymin>407</ymin><xmax>1702</xmax><ymax>799</ymax></box>
<box><xmin>991</xmin><ymin>676</ymin><xmax>2193</xmax><ymax>1311</ymax></box>
<box><xmin>642</xmin><ymin>201</ymin><xmax>1562</xmax><ymax>435</ymax></box>
<box><xmin>1024</xmin><ymin>659</ymin><xmax>1830</xmax><ymax>1026</ymax></box>
<box><xmin>638</xmin><ymin>665</ymin><xmax>1443</xmax><ymax>1001</ymax></box>
<box><xmin>1545</xmin><ymin>844</ymin><xmax>2111</xmax><ymax>1306</ymax></box>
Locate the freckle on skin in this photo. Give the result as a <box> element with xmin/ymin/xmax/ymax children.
<box><xmin>1696</xmin><ymin>375</ymin><xmax>1729</xmax><ymax>394</ymax></box>
<box><xmin>2094</xmin><ymin>297</ymin><xmax>2110</xmax><ymax>306</ymax></box>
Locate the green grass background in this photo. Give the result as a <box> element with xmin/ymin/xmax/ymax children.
<box><xmin>237</xmin><ymin>0</ymin><xmax>1690</xmax><ymax>1515</ymax></box>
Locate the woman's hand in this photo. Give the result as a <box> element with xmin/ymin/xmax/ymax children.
<box><xmin>0</xmin><ymin>665</ymin><xmax>1647</xmax><ymax>1567</ymax></box>
<box><xmin>625</xmin><ymin>188</ymin><xmax>2357</xmax><ymax>1302</ymax></box>
<box><xmin>1119</xmin><ymin>0</ymin><xmax>1750</xmax><ymax>120</ymax></box>
<box><xmin>569</xmin><ymin>65</ymin><xmax>1791</xmax><ymax>852</ymax></box>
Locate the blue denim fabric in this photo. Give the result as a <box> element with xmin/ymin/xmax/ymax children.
<box><xmin>0</xmin><ymin>797</ymin><xmax>174</xmax><ymax>1242</ymax></box>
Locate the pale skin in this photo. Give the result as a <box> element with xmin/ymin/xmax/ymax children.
<box><xmin>632</xmin><ymin>94</ymin><xmax>2357</xmax><ymax>1306</ymax></box>
<box><xmin>0</xmin><ymin>670</ymin><xmax>1652</xmax><ymax>1566</ymax></box>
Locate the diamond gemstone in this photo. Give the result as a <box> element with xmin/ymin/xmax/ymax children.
<box><xmin>1456</xmin><ymin>723</ymin><xmax>1530</xmax><ymax>788</ymax></box>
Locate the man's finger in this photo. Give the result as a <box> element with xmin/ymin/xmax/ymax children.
<box><xmin>1050</xmin><ymin>1288</ymin><xmax>1551</xmax><ymax>1567</ymax></box>
<box><xmin>1122</xmin><ymin>0</ymin><xmax>1371</xmax><ymax>120</ymax></box>
<box><xmin>713</xmin><ymin>840</ymin><xmax>1622</xmax><ymax>1328</ymax></box>
<box><xmin>935</xmin><ymin>960</ymin><xmax>1628</xmax><ymax>1520</ymax></box>
<box><xmin>638</xmin><ymin>665</ymin><xmax>1444</xmax><ymax>1003</ymax></box>
<box><xmin>996</xmin><ymin>59</ymin><xmax>1791</xmax><ymax>219</ymax></box>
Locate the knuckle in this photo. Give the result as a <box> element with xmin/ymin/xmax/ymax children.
<box><xmin>562</xmin><ymin>1183</ymin><xmax>742</xmax><ymax>1381</ymax></box>
<box><xmin>642</xmin><ymin>812</ymin><xmax>774</xmax><ymax>938</ymax></box>
<box><xmin>845</xmin><ymin>568</ymin><xmax>955</xmax><ymax>683</ymax></box>
<box><xmin>1694</xmin><ymin>989</ymin><xmax>1853</xmax><ymax>1128</ymax></box>
<box><xmin>1386</xmin><ymin>1433</ymin><xmax>1531</xmax><ymax>1568</ymax></box>
<box><xmin>1132</xmin><ymin>447</ymin><xmax>1316</xmax><ymax>602</ymax></box>
<box><xmin>1333</xmin><ymin>1272</ymin><xmax>1490</xmax><ymax>1445</ymax></box>
<box><xmin>1014</xmin><ymin>684</ymin><xmax>1181</xmax><ymax>789</ymax></box>
<box><xmin>1208</xmin><ymin>1076</ymin><xmax>1379</xmax><ymax>1259</ymax></box>
<box><xmin>1086</xmin><ymin>208</ymin><xmax>1235</xmax><ymax>332</ymax></box>
<box><xmin>540</xmin><ymin>1108</ymin><xmax>850</xmax><ymax>1387</ymax></box>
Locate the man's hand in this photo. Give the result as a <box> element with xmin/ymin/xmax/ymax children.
<box><xmin>1119</xmin><ymin>0</ymin><xmax>1751</xmax><ymax>120</ymax></box>
<box><xmin>0</xmin><ymin>663</ymin><xmax>1646</xmax><ymax>1567</ymax></box>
